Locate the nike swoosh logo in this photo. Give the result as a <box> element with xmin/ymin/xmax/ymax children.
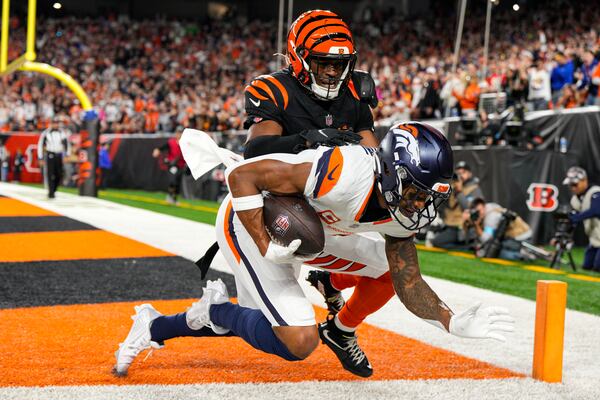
<box><xmin>318</xmin><ymin>129</ymin><xmax>329</xmax><ymax>138</ymax></box>
<box><xmin>327</xmin><ymin>165</ymin><xmax>340</xmax><ymax>181</ymax></box>
<box><xmin>322</xmin><ymin>329</ymin><xmax>346</xmax><ymax>351</ymax></box>
<box><xmin>249</xmin><ymin>98</ymin><xmax>261</xmax><ymax>107</ymax></box>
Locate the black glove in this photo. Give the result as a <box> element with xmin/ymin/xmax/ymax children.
<box><xmin>298</xmin><ymin>128</ymin><xmax>362</xmax><ymax>149</ymax></box>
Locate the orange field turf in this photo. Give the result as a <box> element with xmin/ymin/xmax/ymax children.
<box><xmin>0</xmin><ymin>301</ymin><xmax>522</xmax><ymax>386</ymax></box>
<box><xmin>0</xmin><ymin>230</ymin><xmax>173</xmax><ymax>262</ymax></box>
<box><xmin>0</xmin><ymin>197</ymin><xmax>59</xmax><ymax>217</ymax></box>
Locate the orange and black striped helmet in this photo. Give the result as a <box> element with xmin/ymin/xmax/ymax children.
<box><xmin>287</xmin><ymin>10</ymin><xmax>357</xmax><ymax>100</ymax></box>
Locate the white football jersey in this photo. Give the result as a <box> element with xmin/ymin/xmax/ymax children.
<box><xmin>302</xmin><ymin>145</ymin><xmax>417</xmax><ymax>238</ymax></box>
<box><xmin>224</xmin><ymin>145</ymin><xmax>423</xmax><ymax>239</ymax></box>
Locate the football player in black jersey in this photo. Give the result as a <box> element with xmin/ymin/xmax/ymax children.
<box><xmin>242</xmin><ymin>10</ymin><xmax>392</xmax><ymax>378</ymax></box>
<box><xmin>243</xmin><ymin>9</ymin><xmax>379</xmax><ymax>158</ymax></box>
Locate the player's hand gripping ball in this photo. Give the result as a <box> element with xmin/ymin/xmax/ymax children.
<box><xmin>263</xmin><ymin>194</ymin><xmax>325</xmax><ymax>256</ymax></box>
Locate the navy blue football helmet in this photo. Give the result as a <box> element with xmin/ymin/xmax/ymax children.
<box><xmin>375</xmin><ymin>122</ymin><xmax>454</xmax><ymax>230</ymax></box>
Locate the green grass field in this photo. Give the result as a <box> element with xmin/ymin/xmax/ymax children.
<box><xmin>33</xmin><ymin>184</ymin><xmax>600</xmax><ymax>315</ymax></box>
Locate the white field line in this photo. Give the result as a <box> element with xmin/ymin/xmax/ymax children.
<box><xmin>0</xmin><ymin>378</ymin><xmax>592</xmax><ymax>400</ymax></box>
<box><xmin>1</xmin><ymin>182</ymin><xmax>599</xmax><ymax>399</ymax></box>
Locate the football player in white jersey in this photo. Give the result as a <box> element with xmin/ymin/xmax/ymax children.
<box><xmin>113</xmin><ymin>122</ymin><xmax>514</xmax><ymax>377</ymax></box>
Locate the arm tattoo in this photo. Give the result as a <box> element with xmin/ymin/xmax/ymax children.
<box><xmin>385</xmin><ymin>235</ymin><xmax>453</xmax><ymax>330</ymax></box>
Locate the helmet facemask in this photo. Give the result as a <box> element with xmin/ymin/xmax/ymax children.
<box><xmin>301</xmin><ymin>52</ymin><xmax>356</xmax><ymax>100</ymax></box>
<box><xmin>287</xmin><ymin>10</ymin><xmax>356</xmax><ymax>101</ymax></box>
<box><xmin>376</xmin><ymin>158</ymin><xmax>451</xmax><ymax>231</ymax></box>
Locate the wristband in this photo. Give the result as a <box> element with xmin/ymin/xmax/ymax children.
<box><xmin>231</xmin><ymin>194</ymin><xmax>264</xmax><ymax>211</ymax></box>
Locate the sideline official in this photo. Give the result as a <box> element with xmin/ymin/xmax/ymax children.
<box><xmin>37</xmin><ymin>115</ymin><xmax>71</xmax><ymax>199</ymax></box>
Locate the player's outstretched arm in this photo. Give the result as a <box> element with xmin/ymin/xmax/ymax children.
<box><xmin>384</xmin><ymin>235</ymin><xmax>515</xmax><ymax>341</ymax></box>
<box><xmin>226</xmin><ymin>159</ymin><xmax>312</xmax><ymax>256</ymax></box>
<box><xmin>384</xmin><ymin>235</ymin><xmax>454</xmax><ymax>330</ymax></box>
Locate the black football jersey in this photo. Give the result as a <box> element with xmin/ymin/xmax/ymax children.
<box><xmin>243</xmin><ymin>69</ymin><xmax>374</xmax><ymax>135</ymax></box>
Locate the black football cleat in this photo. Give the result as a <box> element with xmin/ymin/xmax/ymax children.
<box><xmin>318</xmin><ymin>316</ymin><xmax>373</xmax><ymax>378</ymax></box>
<box><xmin>306</xmin><ymin>270</ymin><xmax>345</xmax><ymax>314</ymax></box>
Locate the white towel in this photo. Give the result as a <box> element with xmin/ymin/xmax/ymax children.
<box><xmin>179</xmin><ymin>128</ymin><xmax>243</xmax><ymax>180</ymax></box>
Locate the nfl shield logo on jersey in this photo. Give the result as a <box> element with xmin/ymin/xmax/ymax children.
<box><xmin>273</xmin><ymin>214</ymin><xmax>290</xmax><ymax>235</ymax></box>
<box><xmin>325</xmin><ymin>114</ymin><xmax>333</xmax><ymax>126</ymax></box>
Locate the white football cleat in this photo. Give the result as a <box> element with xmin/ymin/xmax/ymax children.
<box><xmin>186</xmin><ymin>279</ymin><xmax>230</xmax><ymax>334</ymax></box>
<box><xmin>113</xmin><ymin>304</ymin><xmax>163</xmax><ymax>377</ymax></box>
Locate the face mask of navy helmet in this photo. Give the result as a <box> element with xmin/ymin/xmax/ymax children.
<box><xmin>375</xmin><ymin>122</ymin><xmax>454</xmax><ymax>231</ymax></box>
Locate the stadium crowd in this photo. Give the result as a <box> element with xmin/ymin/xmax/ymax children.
<box><xmin>1</xmin><ymin>1</ymin><xmax>599</xmax><ymax>134</ymax></box>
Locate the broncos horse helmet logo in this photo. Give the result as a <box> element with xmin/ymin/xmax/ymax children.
<box><xmin>392</xmin><ymin>125</ymin><xmax>421</xmax><ymax>166</ymax></box>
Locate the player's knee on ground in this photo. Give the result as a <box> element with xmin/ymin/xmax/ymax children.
<box><xmin>273</xmin><ymin>325</ymin><xmax>319</xmax><ymax>359</ymax></box>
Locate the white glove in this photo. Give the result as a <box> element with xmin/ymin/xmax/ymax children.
<box><xmin>264</xmin><ymin>239</ymin><xmax>315</xmax><ymax>265</ymax></box>
<box><xmin>449</xmin><ymin>302</ymin><xmax>515</xmax><ymax>342</ymax></box>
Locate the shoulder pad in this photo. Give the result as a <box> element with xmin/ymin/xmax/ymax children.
<box><xmin>351</xmin><ymin>70</ymin><xmax>378</xmax><ymax>108</ymax></box>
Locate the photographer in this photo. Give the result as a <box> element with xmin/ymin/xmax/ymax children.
<box><xmin>563</xmin><ymin>167</ymin><xmax>600</xmax><ymax>272</ymax></box>
<box><xmin>464</xmin><ymin>198</ymin><xmax>532</xmax><ymax>260</ymax></box>
<box><xmin>431</xmin><ymin>161</ymin><xmax>484</xmax><ymax>249</ymax></box>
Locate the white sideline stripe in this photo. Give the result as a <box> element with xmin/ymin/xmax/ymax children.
<box><xmin>0</xmin><ymin>182</ymin><xmax>234</xmax><ymax>275</ymax></box>
<box><xmin>0</xmin><ymin>378</ymin><xmax>590</xmax><ymax>400</ymax></box>
<box><xmin>1</xmin><ymin>183</ymin><xmax>599</xmax><ymax>399</ymax></box>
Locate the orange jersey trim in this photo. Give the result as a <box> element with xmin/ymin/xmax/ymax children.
<box><xmin>347</xmin><ymin>80</ymin><xmax>360</xmax><ymax>101</ymax></box>
<box><xmin>316</xmin><ymin>147</ymin><xmax>343</xmax><ymax>198</ymax></box>
<box><xmin>354</xmin><ymin>178</ymin><xmax>375</xmax><ymax>221</ymax></box>
<box><xmin>245</xmin><ymin>85</ymin><xmax>269</xmax><ymax>101</ymax></box>
<box><xmin>264</xmin><ymin>76</ymin><xmax>289</xmax><ymax>109</ymax></box>
<box><xmin>373</xmin><ymin>217</ymin><xmax>393</xmax><ymax>225</ymax></box>
<box><xmin>251</xmin><ymin>80</ymin><xmax>278</xmax><ymax>107</ymax></box>
<box><xmin>224</xmin><ymin>201</ymin><xmax>241</xmax><ymax>263</ymax></box>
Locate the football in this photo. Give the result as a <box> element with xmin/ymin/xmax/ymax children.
<box><xmin>263</xmin><ymin>193</ymin><xmax>325</xmax><ymax>256</ymax></box>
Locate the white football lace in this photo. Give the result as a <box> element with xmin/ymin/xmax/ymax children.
<box><xmin>342</xmin><ymin>334</ymin><xmax>366</xmax><ymax>364</ymax></box>
<box><xmin>326</xmin><ymin>294</ymin><xmax>345</xmax><ymax>312</ymax></box>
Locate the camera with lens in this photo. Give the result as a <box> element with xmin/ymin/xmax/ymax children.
<box><xmin>469</xmin><ymin>209</ymin><xmax>480</xmax><ymax>222</ymax></box>
<box><xmin>478</xmin><ymin>209</ymin><xmax>518</xmax><ymax>258</ymax></box>
<box><xmin>553</xmin><ymin>204</ymin><xmax>575</xmax><ymax>238</ymax></box>
<box><xmin>502</xmin><ymin>209</ymin><xmax>517</xmax><ymax>222</ymax></box>
<box><xmin>548</xmin><ymin>204</ymin><xmax>577</xmax><ymax>270</ymax></box>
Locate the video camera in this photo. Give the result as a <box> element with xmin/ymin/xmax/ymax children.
<box><xmin>553</xmin><ymin>204</ymin><xmax>575</xmax><ymax>239</ymax></box>
<box><xmin>479</xmin><ymin>209</ymin><xmax>518</xmax><ymax>258</ymax></box>
<box><xmin>549</xmin><ymin>204</ymin><xmax>577</xmax><ymax>270</ymax></box>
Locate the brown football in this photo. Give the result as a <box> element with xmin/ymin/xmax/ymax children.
<box><xmin>263</xmin><ymin>193</ymin><xmax>325</xmax><ymax>256</ymax></box>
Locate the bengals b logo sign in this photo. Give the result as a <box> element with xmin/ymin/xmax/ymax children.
<box><xmin>527</xmin><ymin>183</ymin><xmax>559</xmax><ymax>212</ymax></box>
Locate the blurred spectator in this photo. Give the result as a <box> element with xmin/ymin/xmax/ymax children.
<box><xmin>98</xmin><ymin>142</ymin><xmax>112</xmax><ymax>189</ymax></box>
<box><xmin>0</xmin><ymin>141</ymin><xmax>9</xmax><ymax>181</ymax></box>
<box><xmin>0</xmin><ymin>3</ymin><xmax>599</xmax><ymax>134</ymax></box>
<box><xmin>527</xmin><ymin>58</ymin><xmax>551</xmax><ymax>111</ymax></box>
<box><xmin>588</xmin><ymin>57</ymin><xmax>600</xmax><ymax>106</ymax></box>
<box><xmin>452</xmin><ymin>69</ymin><xmax>481</xmax><ymax>114</ymax></box>
<box><xmin>550</xmin><ymin>51</ymin><xmax>574</xmax><ymax>105</ymax></box>
<box><xmin>152</xmin><ymin>127</ymin><xmax>186</xmax><ymax>204</ymax></box>
<box><xmin>12</xmin><ymin>148</ymin><xmax>26</xmax><ymax>183</ymax></box>
<box><xmin>555</xmin><ymin>84</ymin><xmax>582</xmax><ymax>109</ymax></box>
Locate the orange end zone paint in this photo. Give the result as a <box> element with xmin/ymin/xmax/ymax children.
<box><xmin>0</xmin><ymin>198</ymin><xmax>58</xmax><ymax>217</ymax></box>
<box><xmin>0</xmin><ymin>230</ymin><xmax>173</xmax><ymax>262</ymax></box>
<box><xmin>0</xmin><ymin>300</ymin><xmax>522</xmax><ymax>386</ymax></box>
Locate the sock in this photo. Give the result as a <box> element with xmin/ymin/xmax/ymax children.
<box><xmin>334</xmin><ymin>314</ymin><xmax>356</xmax><ymax>333</ymax></box>
<box><xmin>330</xmin><ymin>273</ymin><xmax>360</xmax><ymax>291</ymax></box>
<box><xmin>337</xmin><ymin>272</ymin><xmax>395</xmax><ymax>329</ymax></box>
<box><xmin>150</xmin><ymin>313</ymin><xmax>234</xmax><ymax>343</ymax></box>
<box><xmin>210</xmin><ymin>302</ymin><xmax>301</xmax><ymax>361</ymax></box>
